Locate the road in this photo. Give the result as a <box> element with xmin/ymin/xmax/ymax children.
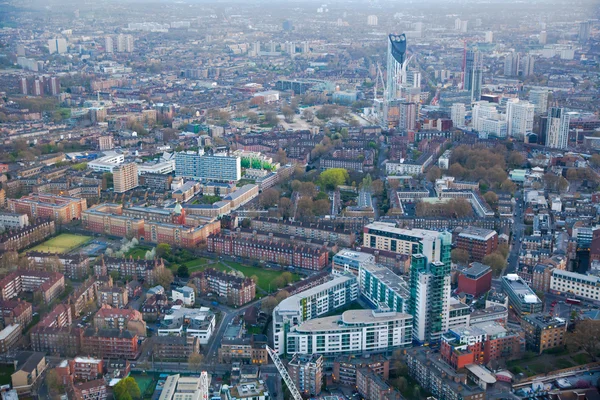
<box><xmin>506</xmin><ymin>189</ymin><xmax>524</xmax><ymax>274</ymax></box>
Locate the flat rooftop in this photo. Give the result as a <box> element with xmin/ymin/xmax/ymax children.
<box><xmin>360</xmin><ymin>263</ymin><xmax>410</xmax><ymax>299</ymax></box>
<box><xmin>275</xmin><ymin>274</ymin><xmax>355</xmax><ymax>314</ymax></box>
<box><xmin>365</xmin><ymin>221</ymin><xmax>443</xmax><ymax>240</ymax></box>
<box><xmin>296</xmin><ymin>309</ymin><xmax>411</xmax><ymax>333</ymax></box>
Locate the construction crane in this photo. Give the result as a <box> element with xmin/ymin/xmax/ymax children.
<box><xmin>265</xmin><ymin>346</ymin><xmax>303</xmax><ymax>400</ymax></box>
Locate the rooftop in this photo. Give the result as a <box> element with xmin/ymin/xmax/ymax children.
<box><xmin>458</xmin><ymin>226</ymin><xmax>497</xmax><ymax>241</ymax></box>
<box><xmin>296</xmin><ymin>309</ymin><xmax>412</xmax><ymax>333</ymax></box>
<box><xmin>463</xmin><ymin>262</ymin><xmax>492</xmax><ymax>279</ymax></box>
<box><xmin>524</xmin><ymin>313</ymin><xmax>567</xmax><ymax>329</ymax></box>
<box><xmin>360</xmin><ymin>262</ymin><xmax>410</xmax><ymax>300</ymax></box>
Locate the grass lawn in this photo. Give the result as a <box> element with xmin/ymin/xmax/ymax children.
<box><xmin>573</xmin><ymin>353</ymin><xmax>593</xmax><ymax>365</ymax></box>
<box><xmin>29</xmin><ymin>233</ymin><xmax>91</xmax><ymax>254</ymax></box>
<box><xmin>132</xmin><ymin>374</ymin><xmax>155</xmax><ymax>396</ymax></box>
<box><xmin>0</xmin><ymin>364</ymin><xmax>14</xmax><ymax>385</ymax></box>
<box><xmin>218</xmin><ymin>261</ymin><xmax>300</xmax><ymax>292</ymax></box>
<box><xmin>126</xmin><ymin>245</ymin><xmax>153</xmax><ymax>259</ymax></box>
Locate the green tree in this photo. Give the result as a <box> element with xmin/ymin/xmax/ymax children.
<box><xmin>278</xmin><ymin>197</ymin><xmax>293</xmax><ymax>219</ymax></box>
<box><xmin>426</xmin><ymin>166</ymin><xmax>442</xmax><ymax>182</ymax></box>
<box><xmin>568</xmin><ymin>319</ymin><xmax>600</xmax><ymax>361</ymax></box>
<box><xmin>114</xmin><ymin>377</ymin><xmax>141</xmax><ymax>400</ymax></box>
<box><xmin>483</xmin><ymin>252</ymin><xmax>507</xmax><ymax>276</ymax></box>
<box><xmin>319</xmin><ymin>168</ymin><xmax>349</xmax><ymax>190</ymax></box>
<box><xmin>156</xmin><ymin>243</ymin><xmax>172</xmax><ymax>258</ymax></box>
<box><xmin>188</xmin><ymin>352</ymin><xmax>204</xmax><ymax>373</ymax></box>
<box><xmin>177</xmin><ymin>265</ymin><xmax>190</xmax><ymax>278</ymax></box>
<box><xmin>259</xmin><ymin>188</ymin><xmax>280</xmax><ymax>209</ymax></box>
<box><xmin>451</xmin><ymin>248</ymin><xmax>470</xmax><ymax>265</ymax></box>
<box><xmin>261</xmin><ymin>296</ymin><xmax>278</xmax><ymax>313</ymax></box>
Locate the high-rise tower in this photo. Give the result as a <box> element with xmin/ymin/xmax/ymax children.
<box><xmin>546</xmin><ymin>107</ymin><xmax>570</xmax><ymax>149</ymax></box>
<box><xmin>386</xmin><ymin>33</ymin><xmax>409</xmax><ymax>102</ymax></box>
<box><xmin>464</xmin><ymin>49</ymin><xmax>483</xmax><ymax>102</ymax></box>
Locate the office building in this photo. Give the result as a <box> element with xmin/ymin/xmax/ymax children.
<box><xmin>8</xmin><ymin>194</ymin><xmax>87</xmax><ymax>223</ymax></box>
<box><xmin>451</xmin><ymin>103</ymin><xmax>466</xmax><ymax>127</ymax></box>
<box><xmin>522</xmin><ymin>313</ymin><xmax>566</xmax><ymax>353</ymax></box>
<box><xmin>172</xmin><ymin>286</ymin><xmax>195</xmax><ymax>306</ymax></box>
<box><xmin>464</xmin><ymin>49</ymin><xmax>483</xmax><ymax>102</ymax></box>
<box><xmin>175</xmin><ymin>152</ymin><xmax>241</xmax><ymax>182</ymax></box>
<box><xmin>152</xmin><ymin>336</ymin><xmax>200</xmax><ymax>361</ymax></box>
<box><xmin>539</xmin><ymin>31</ymin><xmax>547</xmax><ymax>44</ymax></box>
<box><xmin>501</xmin><ymin>274</ymin><xmax>542</xmax><ymax>317</ymax></box>
<box><xmin>286</xmin><ymin>309</ymin><xmax>413</xmax><ymax>356</ymax></box>
<box><xmin>546</xmin><ymin>107</ymin><xmax>570</xmax><ymax>150</ymax></box>
<box><xmin>87</xmin><ymin>152</ymin><xmax>125</xmax><ymax>172</ymax></box>
<box><xmin>288</xmin><ymin>354</ymin><xmax>323</xmax><ymax>396</ymax></box>
<box><xmin>273</xmin><ymin>275</ymin><xmax>359</xmax><ymax>354</ymax></box>
<box><xmin>48</xmin><ymin>38</ymin><xmax>67</xmax><ymax>54</ymax></box>
<box><xmin>113</xmin><ymin>163</ymin><xmax>138</xmax><ymax>193</ymax></box>
<box><xmin>332</xmin><ymin>249</ymin><xmax>375</xmax><ymax>276</ymax></box>
<box><xmin>457</xmin><ymin>263</ymin><xmax>492</xmax><ymax>298</ymax></box>
<box><xmin>157</xmin><ymin>306</ymin><xmax>215</xmax><ymax>344</ymax></box>
<box><xmin>456</xmin><ymin>226</ymin><xmax>499</xmax><ymax>263</ymax></box>
<box><xmin>359</xmin><ymin>262</ymin><xmax>410</xmax><ymax>313</ymax></box>
<box><xmin>506</xmin><ymin>99</ymin><xmax>534</xmax><ymax>139</ymax></box>
<box><xmin>550</xmin><ymin>269</ymin><xmax>600</xmax><ymax>301</ymax></box>
<box><xmin>529</xmin><ymin>89</ymin><xmax>549</xmax><ymax>114</ymax></box>
<box><xmin>484</xmin><ymin>31</ymin><xmax>493</xmax><ymax>43</ymax></box>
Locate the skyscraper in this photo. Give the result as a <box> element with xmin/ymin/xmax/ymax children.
<box><xmin>399</xmin><ymin>102</ymin><xmax>417</xmax><ymax>131</ymax></box>
<box><xmin>529</xmin><ymin>89</ymin><xmax>549</xmax><ymax>114</ymax></box>
<box><xmin>48</xmin><ymin>38</ymin><xmax>67</xmax><ymax>54</ymax></box>
<box><xmin>105</xmin><ymin>36</ymin><xmax>113</xmax><ymax>53</ymax></box>
<box><xmin>116</xmin><ymin>34</ymin><xmax>134</xmax><ymax>53</ymax></box>
<box><xmin>451</xmin><ymin>103</ymin><xmax>466</xmax><ymax>127</ymax></box>
<box><xmin>504</xmin><ymin>51</ymin><xmax>519</xmax><ymax>77</ymax></box>
<box><xmin>579</xmin><ymin>21</ymin><xmax>591</xmax><ymax>43</ymax></box>
<box><xmin>521</xmin><ymin>54</ymin><xmax>535</xmax><ymax>77</ymax></box>
<box><xmin>546</xmin><ymin>107</ymin><xmax>570</xmax><ymax>149</ymax></box>
<box><xmin>282</xmin><ymin>20</ymin><xmax>293</xmax><ymax>31</ymax></box>
<box><xmin>464</xmin><ymin>49</ymin><xmax>483</xmax><ymax>102</ymax></box>
<box><xmin>113</xmin><ymin>163</ymin><xmax>139</xmax><ymax>193</ymax></box>
<box><xmin>539</xmin><ymin>31</ymin><xmax>547</xmax><ymax>45</ymax></box>
<box><xmin>386</xmin><ymin>33</ymin><xmax>408</xmax><ymax>102</ymax></box>
<box><xmin>506</xmin><ymin>99</ymin><xmax>535</xmax><ymax>139</ymax></box>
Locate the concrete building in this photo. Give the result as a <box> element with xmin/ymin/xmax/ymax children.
<box><xmin>172</xmin><ymin>286</ymin><xmax>195</xmax><ymax>306</ymax></box>
<box><xmin>113</xmin><ymin>163</ymin><xmax>138</xmax><ymax>193</ymax></box>
<box><xmin>550</xmin><ymin>269</ymin><xmax>600</xmax><ymax>301</ymax></box>
<box><xmin>159</xmin><ymin>374</ymin><xmax>210</xmax><ymax>400</ymax></box>
<box><xmin>451</xmin><ymin>103</ymin><xmax>466</xmax><ymax>127</ymax></box>
<box><xmin>175</xmin><ymin>152</ymin><xmax>241</xmax><ymax>182</ymax></box>
<box><xmin>546</xmin><ymin>107</ymin><xmax>571</xmax><ymax>150</ymax></box>
<box><xmin>157</xmin><ymin>306</ymin><xmax>215</xmax><ymax>344</ymax></box>
<box><xmin>529</xmin><ymin>90</ymin><xmax>549</xmax><ymax>114</ymax></box>
<box><xmin>288</xmin><ymin>354</ymin><xmax>323</xmax><ymax>396</ymax></box>
<box><xmin>457</xmin><ymin>262</ymin><xmax>492</xmax><ymax>297</ymax></box>
<box><xmin>332</xmin><ymin>249</ymin><xmax>375</xmax><ymax>276</ymax></box>
<box><xmin>97</xmin><ymin>136</ymin><xmax>114</xmax><ymax>151</ymax></box>
<box><xmin>286</xmin><ymin>309</ymin><xmax>413</xmax><ymax>356</ymax></box>
<box><xmin>273</xmin><ymin>274</ymin><xmax>359</xmax><ymax>354</ymax></box>
<box><xmin>522</xmin><ymin>313</ymin><xmax>566</xmax><ymax>353</ymax></box>
<box><xmin>501</xmin><ymin>274</ymin><xmax>543</xmax><ymax>317</ymax></box>
<box><xmin>506</xmin><ymin>99</ymin><xmax>534</xmax><ymax>139</ymax></box>
<box><xmin>152</xmin><ymin>336</ymin><xmax>200</xmax><ymax>361</ymax></box>
<box><xmin>359</xmin><ymin>262</ymin><xmax>410</xmax><ymax>313</ymax></box>
<box><xmin>0</xmin><ymin>324</ymin><xmax>22</xmax><ymax>353</ymax></box>
<box><xmin>48</xmin><ymin>38</ymin><xmax>67</xmax><ymax>54</ymax></box>
<box><xmin>0</xmin><ymin>212</ymin><xmax>29</xmax><ymax>229</ymax></box>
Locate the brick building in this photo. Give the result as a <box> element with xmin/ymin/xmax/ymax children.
<box><xmin>152</xmin><ymin>336</ymin><xmax>200</xmax><ymax>360</ymax></box>
<box><xmin>30</xmin><ymin>326</ymin><xmax>82</xmax><ymax>356</ymax></box>
<box><xmin>95</xmin><ymin>256</ymin><xmax>166</xmax><ymax>286</ymax></box>
<box><xmin>70</xmin><ymin>379</ymin><xmax>107</xmax><ymax>400</ymax></box>
<box><xmin>0</xmin><ymin>220</ymin><xmax>56</xmax><ymax>252</ymax></box>
<box><xmin>356</xmin><ymin>368</ymin><xmax>400</xmax><ymax>400</ymax></box>
<box><xmin>522</xmin><ymin>313</ymin><xmax>566</xmax><ymax>354</ymax></box>
<box><xmin>457</xmin><ymin>262</ymin><xmax>493</xmax><ymax>297</ymax></box>
<box><xmin>333</xmin><ymin>354</ymin><xmax>390</xmax><ymax>387</ymax></box>
<box><xmin>207</xmin><ymin>234</ymin><xmax>328</xmax><ymax>270</ymax></box>
<box><xmin>82</xmin><ymin>328</ymin><xmax>141</xmax><ymax>360</ymax></box>
<box><xmin>250</xmin><ymin>217</ymin><xmax>356</xmax><ymax>247</ymax></box>
<box><xmin>93</xmin><ymin>305</ymin><xmax>146</xmax><ymax>336</ymax></box>
<box><xmin>0</xmin><ymin>270</ymin><xmax>65</xmax><ymax>303</ymax></box>
<box><xmin>0</xmin><ymin>299</ymin><xmax>32</xmax><ymax>329</ymax></box>
<box><xmin>26</xmin><ymin>251</ymin><xmax>90</xmax><ymax>280</ymax></box>
<box><xmin>218</xmin><ymin>334</ymin><xmax>268</xmax><ymax>365</ymax></box>
<box><xmin>8</xmin><ymin>194</ymin><xmax>87</xmax><ymax>223</ymax></box>
<box><xmin>456</xmin><ymin>227</ymin><xmax>499</xmax><ymax>263</ymax></box>
<box><xmin>68</xmin><ymin>357</ymin><xmax>104</xmax><ymax>381</ymax></box>
<box><xmin>192</xmin><ymin>268</ymin><xmax>256</xmax><ymax>306</ymax></box>
<box><xmin>97</xmin><ymin>286</ymin><xmax>128</xmax><ymax>308</ymax></box>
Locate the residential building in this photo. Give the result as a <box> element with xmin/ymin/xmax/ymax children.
<box><xmin>82</xmin><ymin>328</ymin><xmax>140</xmax><ymax>359</ymax></box>
<box><xmin>358</xmin><ymin>262</ymin><xmax>410</xmax><ymax>313</ymax></box>
<box><xmin>405</xmin><ymin>347</ymin><xmax>486</xmax><ymax>400</ymax></box>
<box><xmin>207</xmin><ymin>234</ymin><xmax>328</xmax><ymax>270</ymax></box>
<box><xmin>451</xmin><ymin>103</ymin><xmax>466</xmax><ymax>127</ymax></box>
<box><xmin>529</xmin><ymin>90</ymin><xmax>549</xmax><ymax>114</ymax></box>
<box><xmin>157</xmin><ymin>306</ymin><xmax>215</xmax><ymax>344</ymax></box>
<box><xmin>456</xmin><ymin>227</ymin><xmax>499</xmax><ymax>263</ymax></box>
<box><xmin>0</xmin><ymin>324</ymin><xmax>22</xmax><ymax>353</ymax></box>
<box><xmin>48</xmin><ymin>38</ymin><xmax>67</xmax><ymax>54</ymax></box>
<box><xmin>457</xmin><ymin>263</ymin><xmax>493</xmax><ymax>297</ymax></box>
<box><xmin>172</xmin><ymin>286</ymin><xmax>195</xmax><ymax>306</ymax></box>
<box><xmin>333</xmin><ymin>354</ymin><xmax>390</xmax><ymax>387</ymax></box>
<box><xmin>464</xmin><ymin>49</ymin><xmax>483</xmax><ymax>101</ymax></box>
<box><xmin>286</xmin><ymin>309</ymin><xmax>413</xmax><ymax>355</ymax></box>
<box><xmin>192</xmin><ymin>268</ymin><xmax>256</xmax><ymax>306</ymax></box>
<box><xmin>501</xmin><ymin>274</ymin><xmax>543</xmax><ymax>317</ymax></box>
<box><xmin>273</xmin><ymin>274</ymin><xmax>359</xmax><ymax>354</ymax></box>
<box><xmin>356</xmin><ymin>368</ymin><xmax>400</xmax><ymax>400</ymax></box>
<box><xmin>448</xmin><ymin>298</ymin><xmax>471</xmax><ymax>330</ymax></box>
<box><xmin>0</xmin><ymin>270</ymin><xmax>65</xmax><ymax>303</ymax></box>
<box><xmin>152</xmin><ymin>336</ymin><xmax>200</xmax><ymax>360</ymax></box>
<box><xmin>0</xmin><ymin>212</ymin><xmax>29</xmax><ymax>229</ymax></box>
<box><xmin>222</xmin><ymin>381</ymin><xmax>267</xmax><ymax>400</ymax></box>
<box><xmin>506</xmin><ymin>99</ymin><xmax>535</xmax><ymax>139</ymax></box>
<box><xmin>97</xmin><ymin>286</ymin><xmax>128</xmax><ymax>308</ymax></box>
<box><xmin>70</xmin><ymin>379</ymin><xmax>107</xmax><ymax>400</ymax></box>
<box><xmin>93</xmin><ymin>306</ymin><xmax>146</xmax><ymax>337</ymax></box>
<box><xmin>218</xmin><ymin>334</ymin><xmax>268</xmax><ymax>364</ymax></box>
<box><xmin>550</xmin><ymin>269</ymin><xmax>600</xmax><ymax>301</ymax></box>
<box><xmin>0</xmin><ymin>220</ymin><xmax>56</xmax><ymax>252</ymax></box>
<box><xmin>29</xmin><ymin>326</ymin><xmax>82</xmax><ymax>356</ymax></box>
<box><xmin>469</xmin><ymin>305</ymin><xmax>508</xmax><ymax>326</ymax></box>
<box><xmin>0</xmin><ymin>299</ymin><xmax>32</xmax><ymax>329</ymax></box>
<box><xmin>522</xmin><ymin>313</ymin><xmax>566</xmax><ymax>353</ymax></box>
<box><xmin>98</xmin><ymin>136</ymin><xmax>114</xmax><ymax>150</ymax></box>
<box><xmin>68</xmin><ymin>357</ymin><xmax>103</xmax><ymax>381</ymax></box>
<box><xmin>8</xmin><ymin>194</ymin><xmax>87</xmax><ymax>223</ymax></box>
<box><xmin>288</xmin><ymin>354</ymin><xmax>323</xmax><ymax>396</ymax></box>
<box><xmin>88</xmin><ymin>153</ymin><xmax>124</xmax><ymax>172</ymax></box>
<box><xmin>26</xmin><ymin>252</ymin><xmax>90</xmax><ymax>280</ymax></box>
<box><xmin>11</xmin><ymin>352</ymin><xmax>46</xmax><ymax>396</ymax></box>
<box><xmin>333</xmin><ymin>249</ymin><xmax>375</xmax><ymax>276</ymax></box>
<box><xmin>251</xmin><ymin>217</ymin><xmax>355</xmax><ymax>246</ymax></box>
<box><xmin>175</xmin><ymin>152</ymin><xmax>241</xmax><ymax>182</ymax></box>
<box><xmin>113</xmin><ymin>163</ymin><xmax>138</xmax><ymax>193</ymax></box>
<box><xmin>546</xmin><ymin>107</ymin><xmax>571</xmax><ymax>150</ymax></box>
<box><xmin>96</xmin><ymin>256</ymin><xmax>166</xmax><ymax>286</ymax></box>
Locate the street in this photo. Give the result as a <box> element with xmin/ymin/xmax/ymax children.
<box><xmin>506</xmin><ymin>189</ymin><xmax>524</xmax><ymax>274</ymax></box>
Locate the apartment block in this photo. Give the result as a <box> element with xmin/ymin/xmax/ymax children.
<box><xmin>0</xmin><ymin>212</ymin><xmax>29</xmax><ymax>229</ymax></box>
<box><xmin>0</xmin><ymin>270</ymin><xmax>65</xmax><ymax>303</ymax></box>
<box><xmin>82</xmin><ymin>328</ymin><xmax>140</xmax><ymax>359</ymax></box>
<box><xmin>358</xmin><ymin>262</ymin><xmax>410</xmax><ymax>313</ymax></box>
<box><xmin>113</xmin><ymin>163</ymin><xmax>139</xmax><ymax>193</ymax></box>
<box><xmin>192</xmin><ymin>268</ymin><xmax>256</xmax><ymax>306</ymax></box>
<box><xmin>97</xmin><ymin>286</ymin><xmax>128</xmax><ymax>308</ymax></box>
<box><xmin>456</xmin><ymin>227</ymin><xmax>499</xmax><ymax>263</ymax></box>
<box><xmin>30</xmin><ymin>326</ymin><xmax>82</xmax><ymax>356</ymax></box>
<box><xmin>93</xmin><ymin>305</ymin><xmax>146</xmax><ymax>337</ymax></box>
<box><xmin>26</xmin><ymin>252</ymin><xmax>90</xmax><ymax>280</ymax></box>
<box><xmin>8</xmin><ymin>194</ymin><xmax>87</xmax><ymax>223</ymax></box>
<box><xmin>70</xmin><ymin>379</ymin><xmax>107</xmax><ymax>400</ymax></box>
<box><xmin>332</xmin><ymin>249</ymin><xmax>375</xmax><ymax>276</ymax></box>
<box><xmin>68</xmin><ymin>357</ymin><xmax>103</xmax><ymax>381</ymax></box>
<box><xmin>522</xmin><ymin>313</ymin><xmax>566</xmax><ymax>354</ymax></box>
<box><xmin>251</xmin><ymin>217</ymin><xmax>355</xmax><ymax>246</ymax></box>
<box><xmin>0</xmin><ymin>220</ymin><xmax>56</xmax><ymax>252</ymax></box>
<box><xmin>288</xmin><ymin>354</ymin><xmax>323</xmax><ymax>396</ymax></box>
<box><xmin>333</xmin><ymin>354</ymin><xmax>390</xmax><ymax>387</ymax></box>
<box><xmin>0</xmin><ymin>299</ymin><xmax>32</xmax><ymax>329</ymax></box>
<box><xmin>0</xmin><ymin>324</ymin><xmax>22</xmax><ymax>353</ymax></box>
<box><xmin>152</xmin><ymin>336</ymin><xmax>200</xmax><ymax>360</ymax></box>
<box><xmin>96</xmin><ymin>256</ymin><xmax>166</xmax><ymax>286</ymax></box>
<box><xmin>175</xmin><ymin>152</ymin><xmax>241</xmax><ymax>182</ymax></box>
<box><xmin>357</xmin><ymin>368</ymin><xmax>400</xmax><ymax>400</ymax></box>
<box><xmin>218</xmin><ymin>334</ymin><xmax>269</xmax><ymax>364</ymax></box>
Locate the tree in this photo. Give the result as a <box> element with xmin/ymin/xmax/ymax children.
<box><xmin>500</xmin><ymin>179</ymin><xmax>517</xmax><ymax>194</ymax></box>
<box><xmin>281</xmin><ymin>272</ymin><xmax>294</xmax><ymax>284</ymax></box>
<box><xmin>272</xmin><ymin>276</ymin><xmax>285</xmax><ymax>288</ymax></box>
<box><xmin>319</xmin><ymin>168</ymin><xmax>349</xmax><ymax>190</ymax></box>
<box><xmin>296</xmin><ymin>198</ymin><xmax>314</xmax><ymax>218</ymax></box>
<box><xmin>275</xmin><ymin>149</ymin><xmax>288</xmax><ymax>165</ymax></box>
<box><xmin>188</xmin><ymin>352</ymin><xmax>204</xmax><ymax>373</ymax></box>
<box><xmin>569</xmin><ymin>319</ymin><xmax>600</xmax><ymax>361</ymax></box>
<box><xmin>590</xmin><ymin>154</ymin><xmax>600</xmax><ymax>168</ymax></box>
<box><xmin>45</xmin><ymin>369</ymin><xmax>64</xmax><ymax>395</ymax></box>
<box><xmin>278</xmin><ymin>197</ymin><xmax>293</xmax><ymax>219</ymax></box>
<box><xmin>250</xmin><ymin>275</ymin><xmax>259</xmax><ymax>284</ymax></box>
<box><xmin>393</xmin><ymin>377</ymin><xmax>408</xmax><ymax>392</ymax></box>
<box><xmin>371</xmin><ymin>180</ymin><xmax>384</xmax><ymax>197</ymax></box>
<box><xmin>114</xmin><ymin>377</ymin><xmax>141</xmax><ymax>400</ymax></box>
<box><xmin>482</xmin><ymin>252</ymin><xmax>507</xmax><ymax>276</ymax></box>
<box><xmin>259</xmin><ymin>188</ymin><xmax>280</xmax><ymax>209</ymax></box>
<box><xmin>508</xmin><ymin>151</ymin><xmax>526</xmax><ymax>168</ymax></box>
<box><xmin>282</xmin><ymin>106</ymin><xmax>295</xmax><ymax>123</ymax></box>
<box><xmin>299</xmin><ymin>182</ymin><xmax>317</xmax><ymax>197</ymax></box>
<box><xmin>246</xmin><ymin>112</ymin><xmax>259</xmax><ymax>124</ymax></box>
<box><xmin>264</xmin><ymin>111</ymin><xmax>279</xmax><ymax>126</ymax></box>
<box><xmin>302</xmin><ymin>109</ymin><xmax>314</xmax><ymax>122</ymax></box>
<box><xmin>483</xmin><ymin>191</ymin><xmax>499</xmax><ymax>210</ymax></box>
<box><xmin>313</xmin><ymin>199</ymin><xmax>331</xmax><ymax>216</ymax></box>
<box><xmin>156</xmin><ymin>243</ymin><xmax>171</xmax><ymax>258</ymax></box>
<box><xmin>261</xmin><ymin>296</ymin><xmax>278</xmax><ymax>313</ymax></box>
<box><xmin>427</xmin><ymin>166</ymin><xmax>442</xmax><ymax>182</ymax></box>
<box><xmin>177</xmin><ymin>265</ymin><xmax>190</xmax><ymax>278</ymax></box>
<box><xmin>240</xmin><ymin>218</ymin><xmax>251</xmax><ymax>228</ymax></box>
<box><xmin>497</xmin><ymin>243</ymin><xmax>510</xmax><ymax>259</ymax></box>
<box><xmin>275</xmin><ymin>290</ymin><xmax>290</xmax><ymax>303</ymax></box>
<box><xmin>451</xmin><ymin>248</ymin><xmax>470</xmax><ymax>265</ymax></box>
<box><xmin>156</xmin><ymin>268</ymin><xmax>174</xmax><ymax>288</ymax></box>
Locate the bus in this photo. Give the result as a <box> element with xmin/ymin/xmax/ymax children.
<box><xmin>565</xmin><ymin>298</ymin><xmax>581</xmax><ymax>305</ymax></box>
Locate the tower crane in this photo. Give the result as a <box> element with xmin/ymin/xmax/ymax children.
<box><xmin>265</xmin><ymin>346</ymin><xmax>303</xmax><ymax>400</ymax></box>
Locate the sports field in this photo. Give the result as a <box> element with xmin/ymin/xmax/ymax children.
<box><xmin>29</xmin><ymin>233</ymin><xmax>92</xmax><ymax>254</ymax></box>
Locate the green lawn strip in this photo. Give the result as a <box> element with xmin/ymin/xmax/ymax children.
<box><xmin>217</xmin><ymin>261</ymin><xmax>300</xmax><ymax>292</ymax></box>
